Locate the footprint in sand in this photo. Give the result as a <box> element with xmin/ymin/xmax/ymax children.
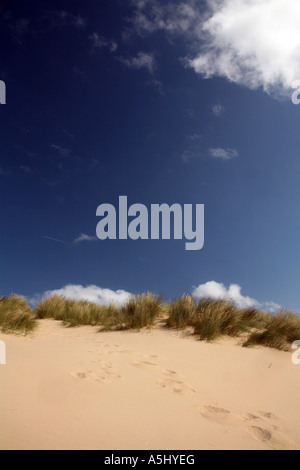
<box><xmin>242</xmin><ymin>411</ymin><xmax>280</xmax><ymax>431</ymax></box>
<box><xmin>71</xmin><ymin>370</ymin><xmax>100</xmax><ymax>381</ymax></box>
<box><xmin>157</xmin><ymin>370</ymin><xmax>196</xmax><ymax>396</ymax></box>
<box><xmin>246</xmin><ymin>426</ymin><xmax>272</xmax><ymax>443</ymax></box>
<box><xmin>245</xmin><ymin>425</ymin><xmax>298</xmax><ymax>450</ymax></box>
<box><xmin>132</xmin><ymin>360</ymin><xmax>158</xmax><ymax>370</ymax></box>
<box><xmin>198</xmin><ymin>405</ymin><xmax>241</xmax><ymax>426</ymax></box>
<box><xmin>163</xmin><ymin>369</ymin><xmax>180</xmax><ymax>377</ymax></box>
<box><xmin>71</xmin><ymin>361</ymin><xmax>121</xmax><ymax>383</ymax></box>
<box><xmin>243</xmin><ymin>412</ymin><xmax>298</xmax><ymax>450</ymax></box>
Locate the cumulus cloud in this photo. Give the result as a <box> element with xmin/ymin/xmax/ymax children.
<box><xmin>130</xmin><ymin>0</ymin><xmax>300</xmax><ymax>97</ymax></box>
<box><xmin>208</xmin><ymin>147</ymin><xmax>238</xmax><ymax>161</ymax></box>
<box><xmin>73</xmin><ymin>233</ymin><xmax>98</xmax><ymax>244</ymax></box>
<box><xmin>120</xmin><ymin>52</ymin><xmax>156</xmax><ymax>74</ymax></box>
<box><xmin>192</xmin><ymin>281</ymin><xmax>281</xmax><ymax>312</ymax></box>
<box><xmin>29</xmin><ymin>285</ymin><xmax>132</xmax><ymax>308</ymax></box>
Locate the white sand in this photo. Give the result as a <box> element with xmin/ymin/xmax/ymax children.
<box><xmin>0</xmin><ymin>320</ymin><xmax>299</xmax><ymax>450</ymax></box>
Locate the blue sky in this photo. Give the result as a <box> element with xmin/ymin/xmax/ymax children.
<box><xmin>1</xmin><ymin>0</ymin><xmax>300</xmax><ymax>312</ymax></box>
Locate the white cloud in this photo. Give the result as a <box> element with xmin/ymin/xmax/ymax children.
<box><xmin>131</xmin><ymin>0</ymin><xmax>300</xmax><ymax>97</ymax></box>
<box><xmin>30</xmin><ymin>285</ymin><xmax>132</xmax><ymax>308</ymax></box>
<box><xmin>212</xmin><ymin>103</ymin><xmax>225</xmax><ymax>117</ymax></box>
<box><xmin>192</xmin><ymin>281</ymin><xmax>281</xmax><ymax>312</ymax></box>
<box><xmin>73</xmin><ymin>233</ymin><xmax>98</xmax><ymax>244</ymax></box>
<box><xmin>265</xmin><ymin>301</ymin><xmax>282</xmax><ymax>313</ymax></box>
<box><xmin>121</xmin><ymin>52</ymin><xmax>156</xmax><ymax>74</ymax></box>
<box><xmin>208</xmin><ymin>147</ymin><xmax>238</xmax><ymax>160</ymax></box>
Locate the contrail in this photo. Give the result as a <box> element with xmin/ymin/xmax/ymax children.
<box><xmin>43</xmin><ymin>236</ymin><xmax>69</xmax><ymax>245</ymax></box>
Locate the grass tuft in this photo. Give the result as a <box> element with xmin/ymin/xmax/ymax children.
<box><xmin>243</xmin><ymin>310</ymin><xmax>300</xmax><ymax>351</ymax></box>
<box><xmin>0</xmin><ymin>294</ymin><xmax>37</xmax><ymax>334</ymax></box>
<box><xmin>193</xmin><ymin>299</ymin><xmax>242</xmax><ymax>341</ymax></box>
<box><xmin>116</xmin><ymin>293</ymin><xmax>162</xmax><ymax>330</ymax></box>
<box><xmin>166</xmin><ymin>295</ymin><xmax>196</xmax><ymax>329</ymax></box>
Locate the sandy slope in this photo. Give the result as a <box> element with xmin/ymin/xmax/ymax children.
<box><xmin>0</xmin><ymin>320</ymin><xmax>299</xmax><ymax>450</ymax></box>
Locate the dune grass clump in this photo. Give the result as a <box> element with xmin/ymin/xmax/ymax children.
<box><xmin>0</xmin><ymin>294</ymin><xmax>37</xmax><ymax>334</ymax></box>
<box><xmin>101</xmin><ymin>293</ymin><xmax>162</xmax><ymax>331</ymax></box>
<box><xmin>239</xmin><ymin>307</ymin><xmax>270</xmax><ymax>330</ymax></box>
<box><xmin>120</xmin><ymin>293</ymin><xmax>162</xmax><ymax>330</ymax></box>
<box><xmin>35</xmin><ymin>295</ymin><xmax>65</xmax><ymax>320</ymax></box>
<box><xmin>35</xmin><ymin>295</ymin><xmax>115</xmax><ymax>327</ymax></box>
<box><xmin>166</xmin><ymin>295</ymin><xmax>196</xmax><ymax>329</ymax></box>
<box><xmin>193</xmin><ymin>299</ymin><xmax>242</xmax><ymax>342</ymax></box>
<box><xmin>243</xmin><ymin>311</ymin><xmax>300</xmax><ymax>351</ymax></box>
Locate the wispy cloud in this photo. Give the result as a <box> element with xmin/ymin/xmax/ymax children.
<box><xmin>43</xmin><ymin>235</ymin><xmax>69</xmax><ymax>245</ymax></box>
<box><xmin>89</xmin><ymin>33</ymin><xmax>117</xmax><ymax>52</ymax></box>
<box><xmin>9</xmin><ymin>17</ymin><xmax>30</xmax><ymax>43</ymax></box>
<box><xmin>50</xmin><ymin>144</ymin><xmax>72</xmax><ymax>158</ymax></box>
<box><xmin>0</xmin><ymin>166</ymin><xmax>10</xmax><ymax>176</ymax></box>
<box><xmin>73</xmin><ymin>233</ymin><xmax>98</xmax><ymax>245</ymax></box>
<box><xmin>29</xmin><ymin>284</ymin><xmax>132</xmax><ymax>307</ymax></box>
<box><xmin>182</xmin><ymin>142</ymin><xmax>238</xmax><ymax>163</ymax></box>
<box><xmin>208</xmin><ymin>147</ymin><xmax>238</xmax><ymax>161</ymax></box>
<box><xmin>192</xmin><ymin>281</ymin><xmax>281</xmax><ymax>312</ymax></box>
<box><xmin>181</xmin><ymin>147</ymin><xmax>201</xmax><ymax>164</ymax></box>
<box><xmin>212</xmin><ymin>103</ymin><xmax>225</xmax><ymax>117</ymax></box>
<box><xmin>20</xmin><ymin>165</ymin><xmax>32</xmax><ymax>174</ymax></box>
<box><xmin>41</xmin><ymin>10</ymin><xmax>87</xmax><ymax>30</ymax></box>
<box><xmin>73</xmin><ymin>66</ymin><xmax>89</xmax><ymax>83</ymax></box>
<box><xmin>130</xmin><ymin>0</ymin><xmax>300</xmax><ymax>98</ymax></box>
<box><xmin>147</xmin><ymin>79</ymin><xmax>164</xmax><ymax>95</ymax></box>
<box><xmin>187</xmin><ymin>133</ymin><xmax>202</xmax><ymax>142</ymax></box>
<box><xmin>62</xmin><ymin>129</ymin><xmax>75</xmax><ymax>140</ymax></box>
<box><xmin>6</xmin><ymin>10</ymin><xmax>86</xmax><ymax>44</ymax></box>
<box><xmin>43</xmin><ymin>233</ymin><xmax>98</xmax><ymax>246</ymax></box>
<box><xmin>120</xmin><ymin>52</ymin><xmax>156</xmax><ymax>74</ymax></box>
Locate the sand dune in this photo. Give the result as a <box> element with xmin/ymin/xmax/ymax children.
<box><xmin>0</xmin><ymin>320</ymin><xmax>299</xmax><ymax>450</ymax></box>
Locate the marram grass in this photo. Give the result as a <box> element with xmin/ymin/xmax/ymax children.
<box><xmin>0</xmin><ymin>294</ymin><xmax>37</xmax><ymax>334</ymax></box>
<box><xmin>2</xmin><ymin>290</ymin><xmax>299</xmax><ymax>352</ymax></box>
<box><xmin>35</xmin><ymin>292</ymin><xmax>162</xmax><ymax>331</ymax></box>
